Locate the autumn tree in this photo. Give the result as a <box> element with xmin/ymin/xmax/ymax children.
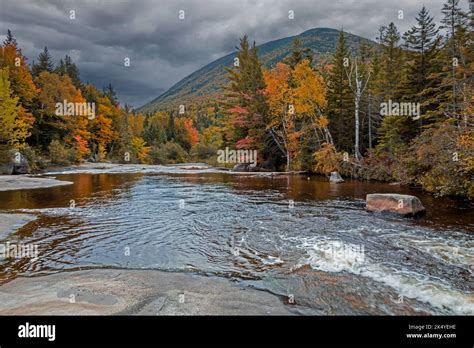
<box><xmin>264</xmin><ymin>63</ymin><xmax>293</xmax><ymax>169</ymax></box>
<box><xmin>33</xmin><ymin>71</ymin><xmax>91</xmax><ymax>160</ymax></box>
<box><xmin>264</xmin><ymin>60</ymin><xmax>329</xmax><ymax>170</ymax></box>
<box><xmin>0</xmin><ymin>30</ymin><xmax>37</xmax><ymax>132</ymax></box>
<box><xmin>0</xmin><ymin>68</ymin><xmax>30</xmax><ymax>150</ymax></box>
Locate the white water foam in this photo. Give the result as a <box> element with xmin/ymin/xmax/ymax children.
<box><xmin>297</xmin><ymin>238</ymin><xmax>474</xmax><ymax>315</ymax></box>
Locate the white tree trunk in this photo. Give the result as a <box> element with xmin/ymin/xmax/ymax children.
<box><xmin>346</xmin><ymin>57</ymin><xmax>369</xmax><ymax>162</ymax></box>
<box><xmin>355</xmin><ymin>95</ymin><xmax>361</xmax><ymax>160</ymax></box>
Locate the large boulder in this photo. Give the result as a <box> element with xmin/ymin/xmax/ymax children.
<box><xmin>12</xmin><ymin>151</ymin><xmax>30</xmax><ymax>174</ymax></box>
<box><xmin>329</xmin><ymin>171</ymin><xmax>344</xmax><ymax>183</ymax></box>
<box><xmin>0</xmin><ymin>150</ymin><xmax>29</xmax><ymax>174</ymax></box>
<box><xmin>366</xmin><ymin>193</ymin><xmax>425</xmax><ymax>216</ymax></box>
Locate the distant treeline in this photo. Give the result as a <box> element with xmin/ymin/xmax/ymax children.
<box><xmin>0</xmin><ymin>1</ymin><xmax>472</xmax><ymax>198</ymax></box>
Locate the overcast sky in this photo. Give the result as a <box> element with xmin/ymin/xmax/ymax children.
<box><xmin>0</xmin><ymin>0</ymin><xmax>469</xmax><ymax>108</ymax></box>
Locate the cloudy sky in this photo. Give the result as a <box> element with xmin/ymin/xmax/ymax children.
<box><xmin>0</xmin><ymin>0</ymin><xmax>468</xmax><ymax>108</ymax></box>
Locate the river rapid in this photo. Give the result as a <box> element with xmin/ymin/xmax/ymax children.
<box><xmin>0</xmin><ymin>164</ymin><xmax>472</xmax><ymax>315</ymax></box>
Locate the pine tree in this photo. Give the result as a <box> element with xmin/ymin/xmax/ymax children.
<box><xmin>3</xmin><ymin>29</ymin><xmax>16</xmax><ymax>46</ymax></box>
<box><xmin>55</xmin><ymin>59</ymin><xmax>66</xmax><ymax>75</ymax></box>
<box><xmin>64</xmin><ymin>55</ymin><xmax>81</xmax><ymax>89</ymax></box>
<box><xmin>403</xmin><ymin>6</ymin><xmax>440</xmax><ymax>127</ymax></box>
<box><xmin>326</xmin><ymin>31</ymin><xmax>353</xmax><ymax>153</ymax></box>
<box><xmin>32</xmin><ymin>47</ymin><xmax>54</xmax><ymax>76</ymax></box>
<box><xmin>373</xmin><ymin>23</ymin><xmax>412</xmax><ymax>153</ymax></box>
<box><xmin>223</xmin><ymin>36</ymin><xmax>269</xmax><ymax>155</ymax></box>
<box><xmin>283</xmin><ymin>38</ymin><xmax>313</xmax><ymax>69</ymax></box>
<box><xmin>379</xmin><ymin>23</ymin><xmax>403</xmax><ymax>99</ymax></box>
<box><xmin>426</xmin><ymin>0</ymin><xmax>470</xmax><ymax>125</ymax></box>
<box><xmin>103</xmin><ymin>83</ymin><xmax>118</xmax><ymax>106</ymax></box>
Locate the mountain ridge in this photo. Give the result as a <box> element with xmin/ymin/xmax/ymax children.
<box><xmin>138</xmin><ymin>28</ymin><xmax>373</xmax><ymax>113</ymax></box>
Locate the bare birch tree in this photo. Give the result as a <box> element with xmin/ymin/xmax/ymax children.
<box><xmin>346</xmin><ymin>57</ymin><xmax>371</xmax><ymax>161</ymax></box>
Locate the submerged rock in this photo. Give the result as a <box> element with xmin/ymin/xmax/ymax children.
<box><xmin>366</xmin><ymin>193</ymin><xmax>426</xmax><ymax>216</ymax></box>
<box><xmin>329</xmin><ymin>171</ymin><xmax>344</xmax><ymax>183</ymax></box>
<box><xmin>232</xmin><ymin>163</ymin><xmax>250</xmax><ymax>172</ymax></box>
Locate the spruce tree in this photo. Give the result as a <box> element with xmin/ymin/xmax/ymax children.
<box><xmin>3</xmin><ymin>29</ymin><xmax>16</xmax><ymax>46</ymax></box>
<box><xmin>379</xmin><ymin>23</ymin><xmax>403</xmax><ymax>99</ymax></box>
<box><xmin>283</xmin><ymin>38</ymin><xmax>313</xmax><ymax>69</ymax></box>
<box><xmin>326</xmin><ymin>31</ymin><xmax>353</xmax><ymax>153</ymax></box>
<box><xmin>425</xmin><ymin>0</ymin><xmax>470</xmax><ymax>125</ymax></box>
<box><xmin>103</xmin><ymin>83</ymin><xmax>118</xmax><ymax>106</ymax></box>
<box><xmin>32</xmin><ymin>47</ymin><xmax>54</xmax><ymax>76</ymax></box>
<box><xmin>223</xmin><ymin>36</ymin><xmax>269</xmax><ymax>155</ymax></box>
<box><xmin>403</xmin><ymin>6</ymin><xmax>440</xmax><ymax>128</ymax></box>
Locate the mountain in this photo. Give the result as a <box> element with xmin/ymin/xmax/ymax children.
<box><xmin>138</xmin><ymin>28</ymin><xmax>373</xmax><ymax>113</ymax></box>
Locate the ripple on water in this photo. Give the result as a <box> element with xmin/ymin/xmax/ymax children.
<box><xmin>1</xmin><ymin>173</ymin><xmax>472</xmax><ymax>314</ymax></box>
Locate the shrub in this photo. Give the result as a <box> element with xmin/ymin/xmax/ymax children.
<box><xmin>313</xmin><ymin>142</ymin><xmax>341</xmax><ymax>175</ymax></box>
<box><xmin>48</xmin><ymin>139</ymin><xmax>74</xmax><ymax>165</ymax></box>
<box><xmin>21</xmin><ymin>144</ymin><xmax>48</xmax><ymax>171</ymax></box>
<box><xmin>394</xmin><ymin>124</ymin><xmax>474</xmax><ymax>199</ymax></box>
<box><xmin>161</xmin><ymin>142</ymin><xmax>189</xmax><ymax>163</ymax></box>
<box><xmin>147</xmin><ymin>142</ymin><xmax>189</xmax><ymax>164</ymax></box>
<box><xmin>148</xmin><ymin>145</ymin><xmax>167</xmax><ymax>165</ymax></box>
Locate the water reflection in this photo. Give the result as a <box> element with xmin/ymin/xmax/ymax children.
<box><xmin>0</xmin><ymin>172</ymin><xmax>472</xmax><ymax>314</ymax></box>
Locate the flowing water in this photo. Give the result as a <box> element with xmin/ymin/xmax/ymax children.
<box><xmin>0</xmin><ymin>166</ymin><xmax>472</xmax><ymax>315</ymax></box>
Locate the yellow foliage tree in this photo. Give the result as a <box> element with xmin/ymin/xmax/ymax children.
<box><xmin>264</xmin><ymin>60</ymin><xmax>332</xmax><ymax>171</ymax></box>
<box><xmin>0</xmin><ymin>68</ymin><xmax>30</xmax><ymax>150</ymax></box>
<box><xmin>131</xmin><ymin>136</ymin><xmax>151</xmax><ymax>164</ymax></box>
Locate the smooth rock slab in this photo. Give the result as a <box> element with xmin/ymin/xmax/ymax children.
<box><xmin>0</xmin><ymin>175</ymin><xmax>73</xmax><ymax>192</ymax></box>
<box><xmin>0</xmin><ymin>269</ymin><xmax>295</xmax><ymax>315</ymax></box>
<box><xmin>366</xmin><ymin>193</ymin><xmax>425</xmax><ymax>216</ymax></box>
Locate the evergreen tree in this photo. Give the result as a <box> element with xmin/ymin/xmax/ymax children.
<box><xmin>167</xmin><ymin>111</ymin><xmax>175</xmax><ymax>141</ymax></box>
<box><xmin>3</xmin><ymin>29</ymin><xmax>16</xmax><ymax>46</ymax></box>
<box><xmin>326</xmin><ymin>31</ymin><xmax>353</xmax><ymax>153</ymax></box>
<box><xmin>403</xmin><ymin>6</ymin><xmax>440</xmax><ymax>128</ymax></box>
<box><xmin>55</xmin><ymin>59</ymin><xmax>66</xmax><ymax>75</ymax></box>
<box><xmin>223</xmin><ymin>35</ymin><xmax>269</xmax><ymax>155</ymax></box>
<box><xmin>283</xmin><ymin>38</ymin><xmax>313</xmax><ymax>69</ymax></box>
<box><xmin>32</xmin><ymin>47</ymin><xmax>54</xmax><ymax>76</ymax></box>
<box><xmin>373</xmin><ymin>22</ymin><xmax>413</xmax><ymax>154</ymax></box>
<box><xmin>379</xmin><ymin>23</ymin><xmax>403</xmax><ymax>99</ymax></box>
<box><xmin>426</xmin><ymin>0</ymin><xmax>470</xmax><ymax>125</ymax></box>
<box><xmin>103</xmin><ymin>83</ymin><xmax>118</xmax><ymax>106</ymax></box>
<box><xmin>64</xmin><ymin>55</ymin><xmax>81</xmax><ymax>89</ymax></box>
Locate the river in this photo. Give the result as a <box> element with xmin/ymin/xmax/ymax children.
<box><xmin>0</xmin><ymin>165</ymin><xmax>472</xmax><ymax>315</ymax></box>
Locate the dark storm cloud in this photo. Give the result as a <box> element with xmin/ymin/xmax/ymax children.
<box><xmin>0</xmin><ymin>0</ymin><xmax>464</xmax><ymax>108</ymax></box>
